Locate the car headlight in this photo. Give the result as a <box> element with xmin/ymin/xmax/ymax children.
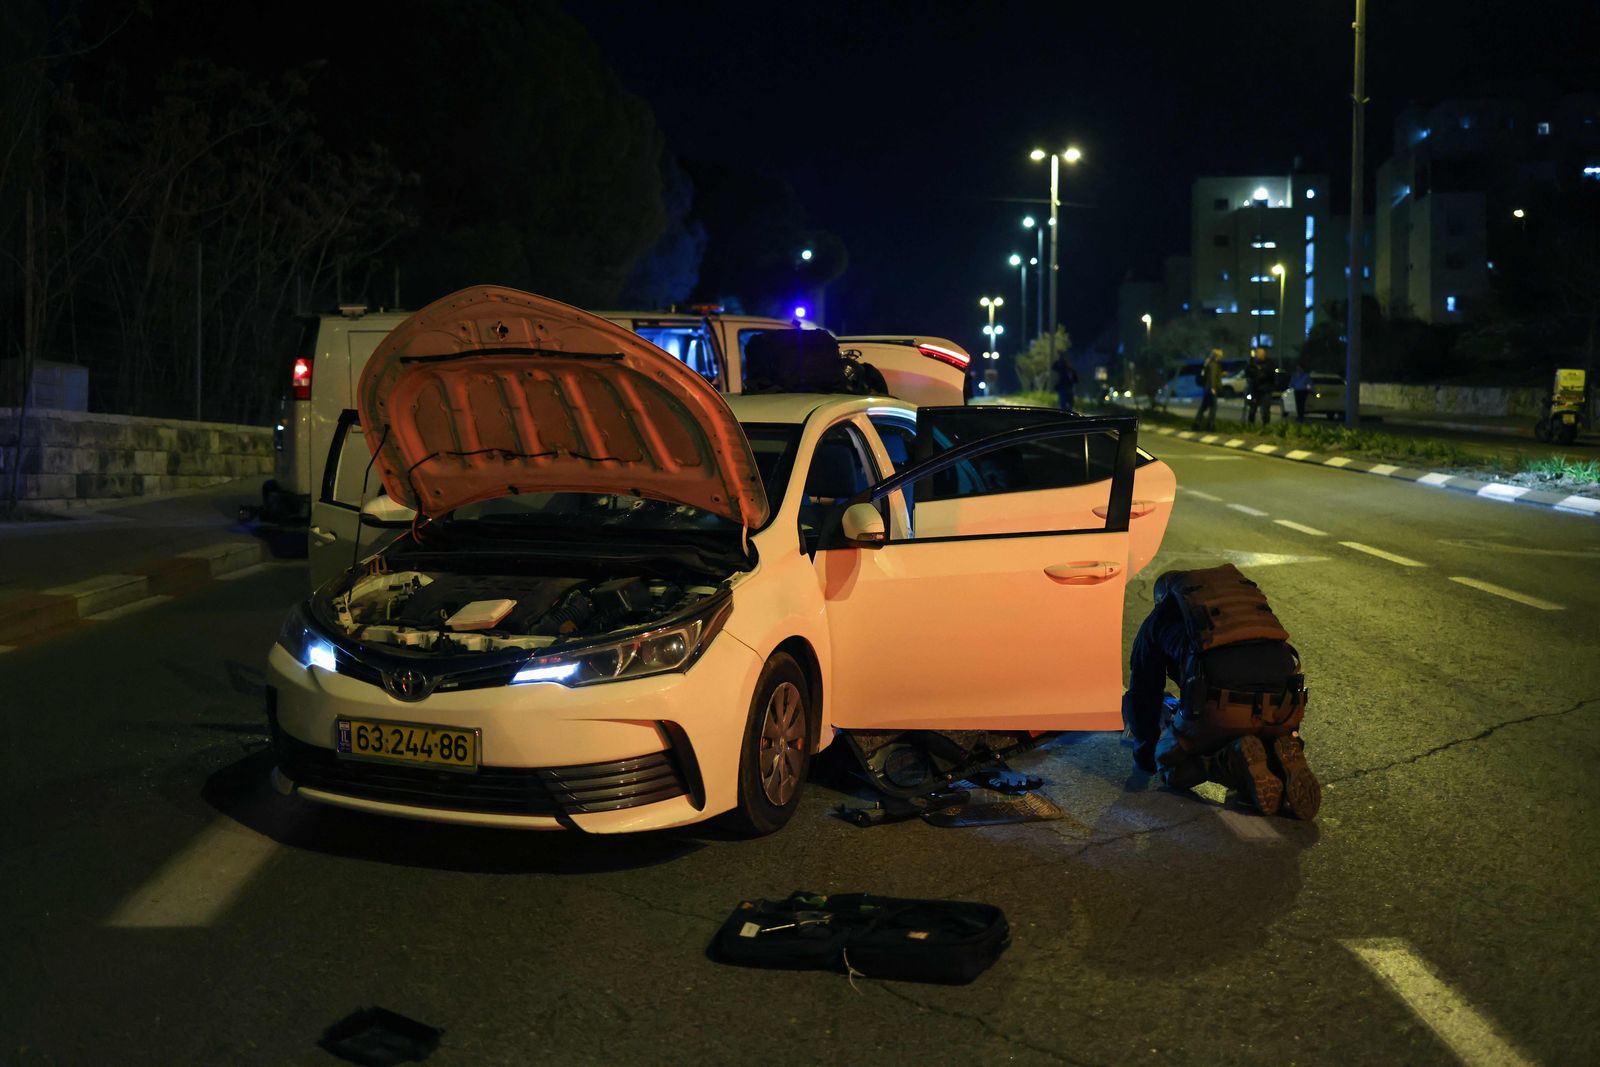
<box><xmin>276</xmin><ymin>604</ymin><xmax>338</xmax><ymax>672</ymax></box>
<box><xmin>512</xmin><ymin>596</ymin><xmax>733</xmax><ymax>687</ymax></box>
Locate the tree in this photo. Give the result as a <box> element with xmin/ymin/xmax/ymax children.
<box><xmin>1016</xmin><ymin>326</ymin><xmax>1071</xmax><ymax>392</ymax></box>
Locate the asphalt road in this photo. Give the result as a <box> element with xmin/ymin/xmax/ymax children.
<box><xmin>3</xmin><ymin>437</ymin><xmax>1596</xmax><ymax>1066</ymax></box>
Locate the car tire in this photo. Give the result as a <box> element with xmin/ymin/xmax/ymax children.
<box><xmin>1556</xmin><ymin>423</ymin><xmax>1578</xmax><ymax>445</ymax></box>
<box><xmin>723</xmin><ymin>652</ymin><xmax>811</xmax><ymax>837</ymax></box>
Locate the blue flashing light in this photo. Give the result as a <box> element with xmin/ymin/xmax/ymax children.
<box><xmin>1446</xmin><ymin>295</ymin><xmax>1458</xmax><ymax>313</ymax></box>
<box><xmin>307</xmin><ymin>641</ymin><xmax>337</xmax><ymax>673</ymax></box>
<box><xmin>793</xmin><ymin>305</ymin><xmax>808</xmax><ymax>320</ymax></box>
<box><xmin>513</xmin><ymin>662</ymin><xmax>580</xmax><ymax>685</ymax></box>
<box><xmin>1305</xmin><ymin>188</ymin><xmax>1316</xmax><ymax>200</ymax></box>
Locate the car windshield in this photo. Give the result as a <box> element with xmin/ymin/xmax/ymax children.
<box><xmin>443</xmin><ymin>424</ymin><xmax>801</xmax><ymax>534</ymax></box>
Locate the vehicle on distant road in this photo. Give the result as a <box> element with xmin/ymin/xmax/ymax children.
<box><xmin>1155</xmin><ymin>362</ymin><xmax>1205</xmax><ymax>407</ymax></box>
<box><xmin>1215</xmin><ymin>359</ymin><xmax>1249</xmax><ymax>397</ymax></box>
<box><xmin>266</xmin><ymin>287</ymin><xmax>1174</xmax><ymax>835</ymax></box>
<box><xmin>1278</xmin><ymin>373</ymin><xmax>1347</xmax><ymax>420</ymax></box>
<box><xmin>266</xmin><ymin>309</ymin><xmax>967</xmax><ymax>528</ymax></box>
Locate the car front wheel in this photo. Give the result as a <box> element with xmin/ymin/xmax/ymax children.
<box><xmin>724</xmin><ymin>652</ymin><xmax>811</xmax><ymax>837</ymax></box>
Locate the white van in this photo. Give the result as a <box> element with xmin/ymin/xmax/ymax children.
<box><xmin>265</xmin><ymin>304</ymin><xmax>972</xmax><ymax>528</ymax></box>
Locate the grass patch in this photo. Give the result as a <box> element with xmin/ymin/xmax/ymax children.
<box><xmin>1519</xmin><ymin>455</ymin><xmax>1600</xmax><ymax>481</ymax></box>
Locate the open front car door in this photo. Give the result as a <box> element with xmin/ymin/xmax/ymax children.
<box><xmin>818</xmin><ymin>413</ymin><xmax>1140</xmax><ymax>733</ymax></box>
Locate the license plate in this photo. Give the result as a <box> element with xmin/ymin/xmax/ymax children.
<box><xmin>336</xmin><ymin>718</ymin><xmax>479</xmax><ymax>771</ymax></box>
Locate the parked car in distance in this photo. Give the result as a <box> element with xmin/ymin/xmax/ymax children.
<box><xmin>1280</xmin><ymin>372</ymin><xmax>1347</xmax><ymax>419</ymax></box>
<box><xmin>1215</xmin><ymin>359</ymin><xmax>1249</xmax><ymax>397</ymax></box>
<box><xmin>270</xmin><ymin>287</ymin><xmax>1175</xmax><ymax>835</ymax></box>
<box><xmin>1155</xmin><ymin>362</ymin><xmax>1205</xmax><ymax>406</ymax></box>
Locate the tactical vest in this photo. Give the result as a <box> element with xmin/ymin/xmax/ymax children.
<box><xmin>1168</xmin><ymin>564</ymin><xmax>1307</xmax><ymax>741</ymax></box>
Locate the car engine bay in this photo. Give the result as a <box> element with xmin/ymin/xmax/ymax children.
<box><xmin>325</xmin><ymin>567</ymin><xmax>722</xmax><ymax>654</ymax></box>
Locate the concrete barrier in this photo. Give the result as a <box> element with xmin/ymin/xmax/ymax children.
<box><xmin>0</xmin><ymin>407</ymin><xmax>272</xmax><ymax>505</ymax></box>
<box><xmin>1358</xmin><ymin>382</ymin><xmax>1546</xmax><ymax>417</ymax></box>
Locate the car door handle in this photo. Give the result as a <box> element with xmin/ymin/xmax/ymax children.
<box><xmin>309</xmin><ymin>526</ymin><xmax>337</xmax><ymax>545</ymax></box>
<box><xmin>1093</xmin><ymin>500</ymin><xmax>1158</xmax><ymax>520</ymax></box>
<box><xmin>1045</xmin><ymin>561</ymin><xmax>1123</xmax><ymax>585</ymax></box>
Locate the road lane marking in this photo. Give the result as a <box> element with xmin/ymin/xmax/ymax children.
<box><xmin>1199</xmin><ymin>434</ymin><xmax>1220</xmax><ymax>443</ymax></box>
<box><xmin>1324</xmin><ymin>457</ymin><xmax>1352</xmax><ymax>468</ymax></box>
<box><xmin>1251</xmin><ymin>444</ymin><xmax>1279</xmax><ymax>454</ymax></box>
<box><xmin>1449</xmin><ymin>577</ymin><xmax>1564</xmax><ymax>611</ymax></box>
<box><xmin>1477</xmin><ymin>483</ymin><xmax>1529</xmax><ymax>502</ymax></box>
<box><xmin>1274</xmin><ymin>519</ymin><xmax>1328</xmax><ymax>536</ymax></box>
<box><xmin>1369</xmin><ymin>463</ymin><xmax>1399</xmax><ymax>476</ymax></box>
<box><xmin>1227</xmin><ymin>503</ymin><xmax>1269</xmax><ymax>517</ymax></box>
<box><xmin>1176</xmin><ymin>430</ymin><xmax>1196</xmax><ymax>439</ymax></box>
<box><xmin>1285</xmin><ymin>449</ymin><xmax>1314</xmax><ymax>460</ymax></box>
<box><xmin>1223</xmin><ymin>437</ymin><xmax>1246</xmax><ymax>447</ymax></box>
<box><xmin>1555</xmin><ymin>495</ymin><xmax>1600</xmax><ymax>516</ymax></box>
<box><xmin>1340</xmin><ymin>542</ymin><xmax>1427</xmax><ymax>567</ymax></box>
<box><xmin>1181</xmin><ymin>488</ymin><xmax>1222</xmax><ymax>501</ymax></box>
<box><xmin>86</xmin><ymin>594</ymin><xmax>173</xmax><ymax>622</ymax></box>
<box><xmin>107</xmin><ymin>818</ymin><xmax>278</xmax><ymax>928</ymax></box>
<box><xmin>1343</xmin><ymin>939</ymin><xmax>1535</xmax><ymax>1067</ymax></box>
<box><xmin>1418</xmin><ymin>472</ymin><xmax>1453</xmax><ymax>486</ymax></box>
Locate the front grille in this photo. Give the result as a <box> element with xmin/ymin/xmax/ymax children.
<box><xmin>269</xmin><ymin>722</ymin><xmax>687</xmax><ymax>819</ymax></box>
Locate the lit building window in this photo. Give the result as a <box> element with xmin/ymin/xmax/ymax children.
<box><xmin>1536</xmin><ymin>121</ymin><xmax>1551</xmax><ymax>136</ymax></box>
<box><xmin>1459</xmin><ymin>115</ymin><xmax>1474</xmax><ymax>130</ymax></box>
<box><xmin>1305</xmin><ymin>215</ymin><xmax>1315</xmax><ymax>241</ymax></box>
<box><xmin>1305</xmin><ymin>278</ymin><xmax>1314</xmax><ymax>309</ymax></box>
<box><xmin>1305</xmin><ymin>243</ymin><xmax>1315</xmax><ymax>276</ymax></box>
<box><xmin>1250</xmin><ymin>275</ymin><xmax>1275</xmax><ymax>283</ymax></box>
<box><xmin>1182</xmin><ymin>302</ymin><xmax>1190</xmax><ymax>311</ymax></box>
<box><xmin>1446</xmin><ymin>295</ymin><xmax>1458</xmax><ymax>313</ymax></box>
<box><xmin>1583</xmin><ymin>165</ymin><xmax>1600</xmax><ymax>179</ymax></box>
<box><xmin>1250</xmin><ymin>240</ymin><xmax>1278</xmax><ymax>249</ymax></box>
<box><xmin>1487</xmin><ymin>260</ymin><xmax>1495</xmax><ymax>270</ymax></box>
<box><xmin>1393</xmin><ymin>184</ymin><xmax>1412</xmax><ymax>206</ymax></box>
<box><xmin>1305</xmin><ymin>310</ymin><xmax>1314</xmax><ymax>337</ymax></box>
<box><xmin>1249</xmin><ymin>308</ymin><xmax>1277</xmax><ymax>316</ymax></box>
<box><xmin>1363</xmin><ymin>266</ymin><xmax>1371</xmax><ymax>279</ymax></box>
<box><xmin>1221</xmin><ymin>270</ymin><xmax>1230</xmax><ymax>281</ymax></box>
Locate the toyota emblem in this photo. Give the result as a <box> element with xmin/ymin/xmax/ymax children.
<box><xmin>385</xmin><ymin>668</ymin><xmax>432</xmax><ymax>701</ymax></box>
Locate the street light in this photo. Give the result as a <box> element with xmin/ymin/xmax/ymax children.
<box><xmin>1009</xmin><ymin>254</ymin><xmax>1027</xmax><ymax>352</ymax></box>
<box><xmin>1270</xmin><ymin>263</ymin><xmax>1286</xmax><ymax>344</ymax></box>
<box><xmin>1022</xmin><ymin>216</ymin><xmax>1044</xmax><ymax>339</ymax></box>
<box><xmin>980</xmin><ymin>296</ymin><xmax>1004</xmax><ymax>366</ymax></box>
<box><xmin>799</xmin><ymin>248</ymin><xmax>814</xmax><ymax>261</ymax></box>
<box><xmin>1029</xmin><ymin>145</ymin><xmax>1083</xmax><ymax>376</ymax></box>
<box><xmin>1140</xmin><ymin>312</ymin><xmax>1153</xmax><ymax>342</ymax></box>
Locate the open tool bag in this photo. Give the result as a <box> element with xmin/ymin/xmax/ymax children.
<box><xmin>711</xmin><ymin>891</ymin><xmax>1009</xmax><ymax>985</ymax></box>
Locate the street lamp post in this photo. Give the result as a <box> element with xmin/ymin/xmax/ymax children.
<box><xmin>1022</xmin><ymin>216</ymin><xmax>1044</xmax><ymax>341</ymax></box>
<box><xmin>1030</xmin><ymin>146</ymin><xmax>1081</xmax><ymax>377</ymax></box>
<box><xmin>1270</xmin><ymin>263</ymin><xmax>1286</xmax><ymax>345</ymax></box>
<box><xmin>1345</xmin><ymin>0</ymin><xmax>1367</xmax><ymax>429</ymax></box>
<box><xmin>1009</xmin><ymin>254</ymin><xmax>1027</xmax><ymax>359</ymax></box>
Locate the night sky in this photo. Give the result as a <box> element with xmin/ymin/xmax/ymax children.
<box><xmin>574</xmin><ymin>0</ymin><xmax>1597</xmax><ymax>354</ymax></box>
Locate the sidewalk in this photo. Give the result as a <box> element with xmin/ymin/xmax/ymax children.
<box><xmin>0</xmin><ymin>479</ymin><xmax>305</xmax><ymax>648</ymax></box>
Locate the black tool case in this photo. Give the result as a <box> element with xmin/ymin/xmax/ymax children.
<box><xmin>711</xmin><ymin>891</ymin><xmax>1009</xmax><ymax>984</ymax></box>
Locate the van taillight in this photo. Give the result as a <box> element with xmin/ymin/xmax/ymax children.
<box><xmin>291</xmin><ymin>357</ymin><xmax>312</xmax><ymax>401</ymax></box>
<box><xmin>918</xmin><ymin>343</ymin><xmax>971</xmax><ymax>370</ymax></box>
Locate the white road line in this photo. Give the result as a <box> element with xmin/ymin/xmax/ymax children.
<box><xmin>1554</xmin><ymin>495</ymin><xmax>1600</xmax><ymax>515</ymax></box>
<box><xmin>1213</xmin><ymin>807</ymin><xmax>1283</xmax><ymax>841</ymax></box>
<box><xmin>1285</xmin><ymin>449</ymin><xmax>1314</xmax><ymax>460</ymax></box>
<box><xmin>1340</xmin><ymin>541</ymin><xmax>1427</xmax><ymax>567</ymax></box>
<box><xmin>1227</xmin><ymin>503</ymin><xmax>1269</xmax><ymax>517</ymax></box>
<box><xmin>107</xmin><ymin>819</ymin><xmax>278</xmax><ymax>928</ymax></box>
<box><xmin>1176</xmin><ymin>430</ymin><xmax>1196</xmax><ymax>439</ymax></box>
<box><xmin>1343</xmin><ymin>939</ymin><xmax>1535</xmax><ymax>1067</ymax></box>
<box><xmin>86</xmin><ymin>594</ymin><xmax>174</xmax><ymax>622</ymax></box>
<box><xmin>1274</xmin><ymin>519</ymin><xmax>1328</xmax><ymax>536</ymax></box>
<box><xmin>1324</xmin><ymin>456</ymin><xmax>1352</xmax><ymax>468</ymax></box>
<box><xmin>1154</xmin><ymin>427</ymin><xmax>1175</xmax><ymax>435</ymax></box>
<box><xmin>1199</xmin><ymin>434</ymin><xmax>1220</xmax><ymax>443</ymax></box>
<box><xmin>1223</xmin><ymin>437</ymin><xmax>1246</xmax><ymax>447</ymax></box>
<box><xmin>1418</xmin><ymin>472</ymin><xmax>1453</xmax><ymax>486</ymax></box>
<box><xmin>1449</xmin><ymin>577</ymin><xmax>1565</xmax><ymax>611</ymax></box>
<box><xmin>1369</xmin><ymin>463</ymin><xmax>1399</xmax><ymax>476</ymax></box>
<box><xmin>1477</xmin><ymin>483</ymin><xmax>1529</xmax><ymax>502</ymax></box>
<box><xmin>1181</xmin><ymin>488</ymin><xmax>1222</xmax><ymax>501</ymax></box>
<box><xmin>1251</xmin><ymin>444</ymin><xmax>1279</xmax><ymax>454</ymax></box>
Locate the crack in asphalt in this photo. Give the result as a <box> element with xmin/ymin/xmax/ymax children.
<box><xmin>873</xmin><ymin>981</ymin><xmax>1107</xmax><ymax>1066</ymax></box>
<box><xmin>585</xmin><ymin>882</ymin><xmax>724</xmax><ymax>926</ymax></box>
<box><xmin>1326</xmin><ymin>695</ymin><xmax>1599</xmax><ymax>787</ymax></box>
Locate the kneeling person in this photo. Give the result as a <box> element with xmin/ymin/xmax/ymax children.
<box><xmin>1122</xmin><ymin>564</ymin><xmax>1320</xmax><ymax>819</ymax></box>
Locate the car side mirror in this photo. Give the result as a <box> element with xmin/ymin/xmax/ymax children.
<box><xmin>839</xmin><ymin>502</ymin><xmax>887</xmax><ymax>548</ymax></box>
<box><xmin>360</xmin><ymin>494</ymin><xmax>416</xmax><ymax>527</ymax></box>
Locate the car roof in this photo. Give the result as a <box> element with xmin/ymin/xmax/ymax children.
<box><xmin>725</xmin><ymin>392</ymin><xmax>915</xmax><ymax>425</ymax></box>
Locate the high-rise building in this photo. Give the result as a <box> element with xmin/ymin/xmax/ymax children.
<box><xmin>1375</xmin><ymin>95</ymin><xmax>1600</xmax><ymax>323</ymax></box>
<box><xmin>1189</xmin><ymin>171</ymin><xmax>1351</xmax><ymax>351</ymax></box>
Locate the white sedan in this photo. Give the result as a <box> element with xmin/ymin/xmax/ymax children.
<box><xmin>1281</xmin><ymin>372</ymin><xmax>1348</xmax><ymax>419</ymax></box>
<box><xmin>266</xmin><ymin>287</ymin><xmax>1175</xmax><ymax>835</ymax></box>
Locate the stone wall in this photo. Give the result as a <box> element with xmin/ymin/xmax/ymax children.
<box><xmin>0</xmin><ymin>407</ymin><xmax>272</xmax><ymax>505</ymax></box>
<box><xmin>1358</xmin><ymin>381</ymin><xmax>1547</xmax><ymax>417</ymax></box>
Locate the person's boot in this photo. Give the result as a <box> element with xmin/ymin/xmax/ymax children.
<box><xmin>1210</xmin><ymin>736</ymin><xmax>1282</xmax><ymax>815</ymax></box>
<box><xmin>1268</xmin><ymin>734</ymin><xmax>1321</xmax><ymax>821</ymax></box>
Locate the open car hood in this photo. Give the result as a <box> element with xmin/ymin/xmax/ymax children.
<box><xmin>357</xmin><ymin>287</ymin><xmax>769</xmax><ymax>526</ymax></box>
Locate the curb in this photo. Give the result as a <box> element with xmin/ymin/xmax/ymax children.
<box><xmin>1148</xmin><ymin>427</ymin><xmax>1600</xmax><ymax>518</ymax></box>
<box><xmin>0</xmin><ymin>539</ymin><xmax>273</xmax><ymax>650</ymax></box>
